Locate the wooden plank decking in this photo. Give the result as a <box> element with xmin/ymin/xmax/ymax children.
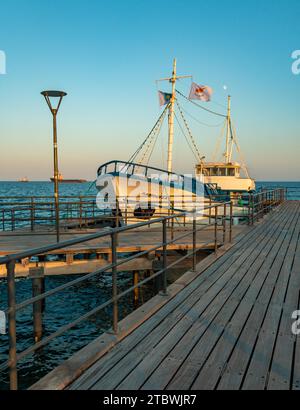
<box><xmin>0</xmin><ymin>225</ymin><xmax>245</xmax><ymax>257</ymax></box>
<box><xmin>33</xmin><ymin>201</ymin><xmax>300</xmax><ymax>390</ymax></box>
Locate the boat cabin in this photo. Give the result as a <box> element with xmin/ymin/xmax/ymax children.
<box><xmin>196</xmin><ymin>162</ymin><xmax>241</xmax><ymax>177</ymax></box>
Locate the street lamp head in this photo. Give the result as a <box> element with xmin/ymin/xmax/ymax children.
<box><xmin>41</xmin><ymin>90</ymin><xmax>67</xmax><ymax>98</ymax></box>
<box><xmin>41</xmin><ymin>90</ymin><xmax>67</xmax><ymax>114</ymax></box>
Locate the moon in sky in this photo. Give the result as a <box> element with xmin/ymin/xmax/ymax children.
<box><xmin>223</xmin><ymin>85</ymin><xmax>227</xmax><ymax>90</ymax></box>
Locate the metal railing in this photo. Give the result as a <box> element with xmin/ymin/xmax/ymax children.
<box><xmin>0</xmin><ymin>188</ymin><xmax>286</xmax><ymax>390</ymax></box>
<box><xmin>247</xmin><ymin>188</ymin><xmax>286</xmax><ymax>225</ymax></box>
<box><xmin>0</xmin><ymin>195</ymin><xmax>103</xmax><ymax>232</ymax></box>
<box><xmin>0</xmin><ymin>201</ymin><xmax>234</xmax><ymax>390</ymax></box>
<box><xmin>0</xmin><ymin>188</ymin><xmax>287</xmax><ymax>233</ymax></box>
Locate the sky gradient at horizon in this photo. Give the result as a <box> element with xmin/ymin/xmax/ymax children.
<box><xmin>0</xmin><ymin>0</ymin><xmax>299</xmax><ymax>181</ymax></box>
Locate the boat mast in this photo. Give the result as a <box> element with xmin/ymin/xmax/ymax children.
<box><xmin>167</xmin><ymin>59</ymin><xmax>177</xmax><ymax>173</ymax></box>
<box><xmin>225</xmin><ymin>95</ymin><xmax>231</xmax><ymax>163</ymax></box>
<box><xmin>157</xmin><ymin>59</ymin><xmax>191</xmax><ymax>174</ymax></box>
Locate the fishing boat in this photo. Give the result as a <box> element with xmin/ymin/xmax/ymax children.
<box><xmin>96</xmin><ymin>60</ymin><xmax>254</xmax><ymax>224</ymax></box>
<box><xmin>50</xmin><ymin>173</ymin><xmax>87</xmax><ymax>183</ymax></box>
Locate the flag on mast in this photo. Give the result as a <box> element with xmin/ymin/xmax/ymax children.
<box><xmin>189</xmin><ymin>82</ymin><xmax>213</xmax><ymax>102</ymax></box>
<box><xmin>158</xmin><ymin>91</ymin><xmax>172</xmax><ymax>106</ymax></box>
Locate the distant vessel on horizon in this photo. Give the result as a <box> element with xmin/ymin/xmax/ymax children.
<box><xmin>50</xmin><ymin>173</ymin><xmax>87</xmax><ymax>183</ymax></box>
<box><xmin>18</xmin><ymin>177</ymin><xmax>29</xmax><ymax>183</ymax></box>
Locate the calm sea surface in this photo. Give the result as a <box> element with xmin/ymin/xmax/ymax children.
<box><xmin>0</xmin><ymin>180</ymin><xmax>299</xmax><ymax>390</ymax></box>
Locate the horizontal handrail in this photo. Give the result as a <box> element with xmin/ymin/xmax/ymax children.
<box><xmin>0</xmin><ymin>202</ymin><xmax>229</xmax><ymax>265</ymax></box>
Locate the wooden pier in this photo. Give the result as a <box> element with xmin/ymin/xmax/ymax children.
<box><xmin>0</xmin><ymin>224</ymin><xmax>246</xmax><ymax>277</ymax></box>
<box><xmin>28</xmin><ymin>200</ymin><xmax>300</xmax><ymax>390</ymax></box>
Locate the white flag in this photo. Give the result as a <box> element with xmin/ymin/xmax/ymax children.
<box><xmin>189</xmin><ymin>82</ymin><xmax>213</xmax><ymax>102</ymax></box>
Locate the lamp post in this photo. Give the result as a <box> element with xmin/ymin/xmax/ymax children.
<box><xmin>41</xmin><ymin>90</ymin><xmax>67</xmax><ymax>242</ymax></box>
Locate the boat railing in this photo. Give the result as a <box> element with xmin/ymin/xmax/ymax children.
<box><xmin>97</xmin><ymin>160</ymin><xmax>188</xmax><ymax>180</ymax></box>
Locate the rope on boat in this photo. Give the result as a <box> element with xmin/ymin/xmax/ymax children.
<box><xmin>175</xmin><ymin>100</ymin><xmax>203</xmax><ymax>162</ymax></box>
<box><xmin>125</xmin><ymin>103</ymin><xmax>170</xmax><ymax>167</ymax></box>
<box><xmin>230</xmin><ymin>122</ymin><xmax>251</xmax><ymax>179</ymax></box>
<box><xmin>138</xmin><ymin>105</ymin><xmax>168</xmax><ymax>166</ymax></box>
<box><xmin>176</xmin><ymin>89</ymin><xmax>227</xmax><ymax>118</ymax></box>
<box><xmin>211</xmin><ymin>119</ymin><xmax>227</xmax><ymax>161</ymax></box>
<box><xmin>178</xmin><ymin>105</ymin><xmax>226</xmax><ymax>128</ymax></box>
<box><xmin>174</xmin><ymin>112</ymin><xmax>200</xmax><ymax>162</ymax></box>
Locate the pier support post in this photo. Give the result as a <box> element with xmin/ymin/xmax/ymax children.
<box><xmin>133</xmin><ymin>270</ymin><xmax>139</xmax><ymax>306</ymax></box>
<box><xmin>7</xmin><ymin>260</ymin><xmax>18</xmax><ymax>390</ymax></box>
<box><xmin>30</xmin><ymin>267</ymin><xmax>45</xmax><ymax>343</ymax></box>
<box><xmin>66</xmin><ymin>253</ymin><xmax>74</xmax><ymax>265</ymax></box>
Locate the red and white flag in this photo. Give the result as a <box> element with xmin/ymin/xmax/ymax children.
<box><xmin>189</xmin><ymin>82</ymin><xmax>213</xmax><ymax>102</ymax></box>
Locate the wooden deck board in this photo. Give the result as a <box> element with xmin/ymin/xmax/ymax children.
<box><xmin>68</xmin><ymin>214</ymin><xmax>268</xmax><ymax>390</ymax></box>
<box><xmin>144</xmin><ymin>204</ymin><xmax>294</xmax><ymax>390</ymax></box>
<box><xmin>0</xmin><ymin>225</ymin><xmax>245</xmax><ymax>256</ymax></box>
<box><xmin>120</xmin><ymin>205</ymin><xmax>290</xmax><ymax>390</ymax></box>
<box><xmin>80</xmin><ymin>209</ymin><xmax>282</xmax><ymax>390</ymax></box>
<box><xmin>167</xmin><ymin>203</ymin><xmax>296</xmax><ymax>390</ymax></box>
<box><xmin>31</xmin><ymin>201</ymin><xmax>300</xmax><ymax>391</ymax></box>
<box><xmin>241</xmin><ymin>205</ymin><xmax>300</xmax><ymax>390</ymax></box>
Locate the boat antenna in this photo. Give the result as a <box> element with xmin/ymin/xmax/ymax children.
<box><xmin>156</xmin><ymin>59</ymin><xmax>192</xmax><ymax>173</ymax></box>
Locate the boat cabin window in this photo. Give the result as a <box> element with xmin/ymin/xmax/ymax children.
<box><xmin>201</xmin><ymin>165</ymin><xmax>240</xmax><ymax>176</ymax></box>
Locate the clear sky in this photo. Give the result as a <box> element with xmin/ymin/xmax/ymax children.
<box><xmin>0</xmin><ymin>0</ymin><xmax>299</xmax><ymax>181</ymax></box>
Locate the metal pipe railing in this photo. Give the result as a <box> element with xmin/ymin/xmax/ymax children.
<box><xmin>0</xmin><ymin>188</ymin><xmax>285</xmax><ymax>389</ymax></box>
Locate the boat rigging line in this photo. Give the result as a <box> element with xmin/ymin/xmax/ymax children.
<box><xmin>175</xmin><ymin>100</ymin><xmax>203</xmax><ymax>162</ymax></box>
<box><xmin>123</xmin><ymin>103</ymin><xmax>170</xmax><ymax>169</ymax></box>
<box><xmin>139</xmin><ymin>106</ymin><xmax>167</xmax><ymax>166</ymax></box>
<box><xmin>174</xmin><ymin>112</ymin><xmax>200</xmax><ymax>162</ymax></box>
<box><xmin>176</xmin><ymin>89</ymin><xmax>227</xmax><ymax>118</ymax></box>
<box><xmin>178</xmin><ymin>105</ymin><xmax>226</xmax><ymax>128</ymax></box>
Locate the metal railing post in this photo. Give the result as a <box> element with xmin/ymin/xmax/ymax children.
<box><xmin>171</xmin><ymin>202</ymin><xmax>174</xmax><ymax>241</ymax></box>
<box><xmin>229</xmin><ymin>201</ymin><xmax>233</xmax><ymax>243</ymax></box>
<box><xmin>214</xmin><ymin>206</ymin><xmax>218</xmax><ymax>254</ymax></box>
<box><xmin>248</xmin><ymin>194</ymin><xmax>251</xmax><ymax>225</ymax></box>
<box><xmin>111</xmin><ymin>232</ymin><xmax>118</xmax><ymax>334</ymax></box>
<box><xmin>192</xmin><ymin>216</ymin><xmax>197</xmax><ymax>272</ymax></box>
<box><xmin>30</xmin><ymin>197</ymin><xmax>35</xmax><ymax>232</ymax></box>
<box><xmin>162</xmin><ymin>219</ymin><xmax>168</xmax><ymax>294</ymax></box>
<box><xmin>223</xmin><ymin>203</ymin><xmax>226</xmax><ymax>244</ymax></box>
<box><xmin>79</xmin><ymin>196</ymin><xmax>83</xmax><ymax>229</ymax></box>
<box><xmin>7</xmin><ymin>260</ymin><xmax>18</xmax><ymax>390</ymax></box>
<box><xmin>251</xmin><ymin>194</ymin><xmax>254</xmax><ymax>225</ymax></box>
